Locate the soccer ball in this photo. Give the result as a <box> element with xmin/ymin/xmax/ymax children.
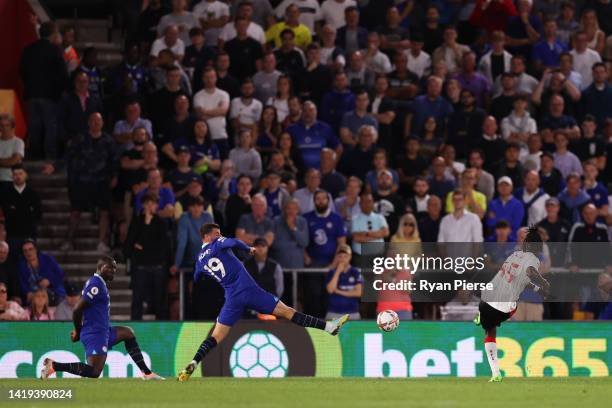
<box><xmin>377</xmin><ymin>310</ymin><xmax>400</xmax><ymax>332</ymax></box>
<box><xmin>229</xmin><ymin>331</ymin><xmax>289</xmax><ymax>377</ymax></box>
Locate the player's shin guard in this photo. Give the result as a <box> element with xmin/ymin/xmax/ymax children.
<box><xmin>291</xmin><ymin>311</ymin><xmax>326</xmax><ymax>330</ymax></box>
<box><xmin>125</xmin><ymin>338</ymin><xmax>152</xmax><ymax>375</ymax></box>
<box><xmin>193</xmin><ymin>337</ymin><xmax>217</xmax><ymax>364</ymax></box>
<box><xmin>484</xmin><ymin>337</ymin><xmax>501</xmax><ymax>377</ymax></box>
<box><xmin>52</xmin><ymin>362</ymin><xmax>98</xmax><ymax>378</ymax></box>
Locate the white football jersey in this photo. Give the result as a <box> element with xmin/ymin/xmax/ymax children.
<box><xmin>481</xmin><ymin>250</ymin><xmax>540</xmax><ymax>313</ymax></box>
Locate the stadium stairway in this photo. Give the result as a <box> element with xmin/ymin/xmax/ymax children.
<box><xmin>26</xmin><ymin>161</ymin><xmax>154</xmax><ymax>320</ymax></box>
<box><xmin>55</xmin><ymin>17</ymin><xmax>123</xmax><ymax>67</ymax></box>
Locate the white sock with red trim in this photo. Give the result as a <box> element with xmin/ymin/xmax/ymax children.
<box><xmin>485</xmin><ymin>337</ymin><xmax>500</xmax><ymax>377</ymax></box>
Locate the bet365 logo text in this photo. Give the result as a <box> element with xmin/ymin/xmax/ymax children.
<box><xmin>361</xmin><ymin>334</ymin><xmax>609</xmax><ymax>377</ymax></box>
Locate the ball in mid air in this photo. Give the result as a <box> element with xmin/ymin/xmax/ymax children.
<box><xmin>377</xmin><ymin>310</ymin><xmax>400</xmax><ymax>332</ymax></box>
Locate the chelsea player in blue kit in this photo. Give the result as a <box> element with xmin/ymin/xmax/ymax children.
<box><xmin>41</xmin><ymin>256</ymin><xmax>163</xmax><ymax>380</ymax></box>
<box><xmin>177</xmin><ymin>223</ymin><xmax>349</xmax><ymax>381</ymax></box>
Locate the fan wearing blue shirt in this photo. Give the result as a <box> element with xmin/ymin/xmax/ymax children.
<box><xmin>287</xmin><ymin>101</ymin><xmax>341</xmax><ymax>170</ymax></box>
<box><xmin>325</xmin><ymin>245</ymin><xmax>363</xmax><ymax>320</ymax></box>
<box><xmin>304</xmin><ymin>190</ymin><xmax>348</xmax><ymax>267</ymax></box>
<box><xmin>531</xmin><ymin>19</ymin><xmax>567</xmax><ymax>70</ymax></box>
<box><xmin>486</xmin><ymin>177</ymin><xmax>524</xmax><ymax>241</ymax></box>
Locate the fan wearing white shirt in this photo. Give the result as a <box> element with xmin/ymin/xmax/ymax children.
<box><xmin>321</xmin><ymin>0</ymin><xmax>357</xmax><ymax>30</ymax></box>
<box><xmin>519</xmin><ymin>170</ymin><xmax>549</xmax><ymax>226</ymax></box>
<box><xmin>275</xmin><ymin>0</ymin><xmax>322</xmax><ymax>33</ymax></box>
<box><xmin>320</xmin><ymin>24</ymin><xmax>346</xmax><ymax>69</ymax></box>
<box><xmin>218</xmin><ymin>1</ymin><xmax>266</xmax><ymax>47</ymax></box>
<box><xmin>150</xmin><ymin>25</ymin><xmax>185</xmax><ymax>61</ymax></box>
<box><xmin>193</xmin><ymin>68</ymin><xmax>230</xmax><ymax>155</ymax></box>
<box><xmin>500</xmin><ymin>94</ymin><xmax>537</xmax><ymax>154</ymax></box>
<box><xmin>362</xmin><ymin>32</ymin><xmax>392</xmax><ymax>75</ymax></box>
<box><xmin>192</xmin><ymin>0</ymin><xmax>230</xmax><ymax>47</ymax></box>
<box><xmin>403</xmin><ymin>34</ymin><xmax>431</xmax><ymax>79</ymax></box>
<box><xmin>230</xmin><ymin>78</ymin><xmax>263</xmax><ymax>141</ymax></box>
<box><xmin>437</xmin><ymin>190</ymin><xmax>483</xmax><ymax>243</ymax></box>
<box><xmin>570</xmin><ymin>30</ymin><xmax>602</xmax><ymax>89</ymax></box>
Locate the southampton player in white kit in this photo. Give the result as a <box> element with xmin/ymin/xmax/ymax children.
<box><xmin>475</xmin><ymin>226</ymin><xmax>550</xmax><ymax>382</ymax></box>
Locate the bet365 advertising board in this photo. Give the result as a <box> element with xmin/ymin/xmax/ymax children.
<box><xmin>0</xmin><ymin>321</ymin><xmax>609</xmax><ymax>378</ymax></box>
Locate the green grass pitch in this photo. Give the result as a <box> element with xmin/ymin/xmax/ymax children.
<box><xmin>1</xmin><ymin>378</ymin><xmax>610</xmax><ymax>408</ymax></box>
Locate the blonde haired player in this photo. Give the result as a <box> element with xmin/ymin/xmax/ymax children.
<box><xmin>474</xmin><ymin>226</ymin><xmax>550</xmax><ymax>382</ymax></box>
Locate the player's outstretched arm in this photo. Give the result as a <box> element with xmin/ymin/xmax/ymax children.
<box><xmin>526</xmin><ymin>266</ymin><xmax>550</xmax><ymax>297</ymax></box>
<box><xmin>217</xmin><ymin>236</ymin><xmax>253</xmax><ymax>253</ymax></box>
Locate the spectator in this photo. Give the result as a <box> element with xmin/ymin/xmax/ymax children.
<box><xmin>20</xmin><ymin>21</ymin><xmax>69</xmax><ymax>160</ymax></box>
<box><xmin>567</xmin><ymin>203</ymin><xmax>610</xmax><ymax>271</ymax></box>
<box><xmin>276</xmin><ymin>132</ymin><xmax>303</xmax><ymax>177</ymax></box>
<box><xmin>397</xmin><ymin>138</ymin><xmax>428</xmax><ymax>194</ymax></box>
<box><xmin>420</xmin><ymin>5</ymin><xmax>444</xmax><ymax>55</ymax></box>
<box><xmin>556</xmin><ymin>2</ymin><xmax>580</xmax><ymax>45</ymax></box>
<box><xmin>124</xmin><ymin>193</ymin><xmax>171</xmax><ymax>320</ymax></box>
<box><xmin>515</xmin><ymin>170</ymin><xmax>549</xmax><ymax>226</ymax></box>
<box><xmin>574</xmin><ymin>115</ymin><xmax>606</xmax><ymax>165</ymax></box>
<box><xmin>174</xmin><ymin>175</ymin><xmax>210</xmax><ymax>216</ymax></box>
<box><xmin>256</xmin><ymin>106</ymin><xmax>282</xmax><ymax>154</ymax></box>
<box><xmin>438</xmin><ymin>190</ymin><xmax>484</xmax><ymax>242</ymax></box>
<box><xmin>230</xmin><ymin>78</ymin><xmax>263</xmax><ymax>138</ymax></box>
<box><xmin>192</xmin><ymin>0</ymin><xmax>230</xmax><ymax>48</ymax></box>
<box><xmin>531</xmin><ymin>19</ymin><xmax>567</xmax><ymax>71</ymax></box>
<box><xmin>148</xmin><ymin>65</ymin><xmax>189</xmax><ymax>132</ymax></box>
<box><xmin>298</xmin><ymin>44</ymin><xmax>334</xmax><ymax>108</ymax></box>
<box><xmin>583</xmin><ymin>161</ymin><xmax>609</xmax><ymax>220</ymax></box>
<box><xmin>559</xmin><ymin>52</ymin><xmax>583</xmax><ymax>91</ymax></box>
<box><xmin>373</xmin><ymin>169</ymin><xmax>407</xmax><ymax>236</ymax></box>
<box><xmin>0</xmin><ymin>165</ymin><xmax>42</xmax><ymax>244</ymax></box>
<box><xmin>486</xmin><ymin>176</ymin><xmax>525</xmax><ymax>240</ymax></box>
<box><xmin>215</xmin><ymin>159</ymin><xmax>238</xmax><ymax>216</ymax></box>
<box><xmin>539</xmin><ymin>151</ymin><xmax>565</xmax><ymax>197</ymax></box>
<box><xmin>112</xmin><ymin>101</ymin><xmax>153</xmax><ymax>153</ymax></box>
<box><xmin>0</xmin><ymin>114</ymin><xmax>25</xmax><ymax>192</ymax></box>
<box><xmin>225</xmin><ymin>17</ymin><xmax>264</xmax><ymax>81</ymax></box>
<box><xmin>253</xmin><ymin>53</ymin><xmax>283</xmax><ymax>104</ymax></box>
<box><xmin>137</xmin><ymin>0</ymin><xmax>170</xmax><ymax>45</ymax></box>
<box><xmin>151</xmin><ymin>25</ymin><xmax>186</xmax><ymax>61</ymax></box>
<box><xmin>501</xmin><ymin>94</ymin><xmax>538</xmax><ymax>151</ymax></box>
<box><xmin>18</xmin><ymin>239</ymin><xmax>66</xmax><ymax>305</ymax></box>
<box><xmin>174</xmin><ymin>120</ymin><xmax>222</xmax><ymax>176</ymax></box>
<box><xmin>537</xmin><ymin>197</ymin><xmax>571</xmax><ymax>262</ymax></box>
<box><xmin>345</xmin><ymin>51</ymin><xmax>375</xmax><ymax>93</ymax></box>
<box><xmin>194</xmin><ymin>68</ymin><xmax>231</xmax><ymax>158</ymax></box>
<box><xmin>159</xmin><ymin>96</ymin><xmax>195</xmax><ymax>166</ymax></box>
<box><xmin>369</xmin><ymin>77</ymin><xmax>396</xmax><ymax>154</ymax></box>
<box><xmin>58</xmin><ymin>72</ymin><xmax>104</xmax><ymax>145</ymax></box>
<box><xmin>377</xmin><ymin>6</ymin><xmax>410</xmax><ymax>58</ymax></box>
<box><xmin>50</xmin><ymin>112</ymin><xmax>116</xmax><ymax>253</ymax></box>
<box><xmin>408</xmin><ymin>76</ymin><xmax>454</xmax><ymax>137</ymax></box>
<box><xmin>334</xmin><ymin>176</ymin><xmax>362</xmax><ymax>231</ymax></box>
<box><xmin>266</xmin><ymin>4</ymin><xmax>312</xmax><ymax>50</ymax></box>
<box><xmin>469</xmin><ymin>0</ymin><xmax>517</xmax><ymax>34</ymax></box>
<box><xmin>404</xmin><ymin>32</ymin><xmax>431</xmax><ymax>80</ymax></box>
<box><xmin>493</xmin><ymin>55</ymin><xmax>538</xmax><ymax>97</ymax></box>
<box><xmin>78</xmin><ymin>48</ymin><xmax>104</xmax><ymax>99</ymax></box>
<box><xmin>27</xmin><ymin>288</ymin><xmax>55</xmax><ymax>321</ymax></box>
<box><xmin>225</xmin><ymin>174</ymin><xmax>253</xmax><ymax>236</ymax></box>
<box><xmin>270</xmin><ymin>198</ymin><xmax>309</xmax><ymax>269</ymax></box>
<box><xmin>245</xmin><ymin>237</ymin><xmax>284</xmax><ymax>301</ymax></box>
<box><xmin>578</xmin><ymin>8</ymin><xmax>605</xmax><ymax>56</ymax></box>
<box><xmin>109</xmin><ymin>43</ymin><xmax>149</xmax><ymax>96</ymax></box>
<box><xmin>304</xmin><ymin>189</ymin><xmax>347</xmax><ymax>266</ymax></box>
<box><xmin>166</xmin><ymin>147</ymin><xmax>199</xmax><ymax>199</ymax></box>
<box><xmin>183</xmin><ymin>26</ymin><xmax>217</xmax><ymax>73</ymax></box>
<box><xmin>339</xmin><ymin>125</ymin><xmax>376</xmax><ymax>180</ymax></box>
<box><xmin>61</xmin><ymin>25</ymin><xmax>80</xmax><ymax>72</ymax></box>
<box><xmin>580</xmin><ymin>63</ymin><xmax>612</xmax><ymax>128</ymax></box>
<box><xmin>522</xmin><ymin>133</ymin><xmax>544</xmax><ymax>172</ymax></box>
<box><xmin>172</xmin><ymin>195</ymin><xmax>214</xmax><ymax>273</ymax></box>
<box><xmin>496</xmin><ymin>142</ymin><xmax>525</xmax><ymax>188</ymax></box>
<box><xmin>320</xmin><ymin>148</ymin><xmax>346</xmax><ymax>199</ymax></box>
<box><xmin>134</xmin><ymin>168</ymin><xmax>176</xmax><ymax>219</ymax></box>
<box><xmin>236</xmin><ymin>194</ymin><xmax>274</xmax><ymax>245</ymax></box>
<box><xmin>362</xmin><ymin>32</ymin><xmax>392</xmax><ymax>75</ymax></box>
<box><xmin>432</xmin><ymin>26</ymin><xmax>470</xmax><ymax>75</ymax></box>
<box><xmin>558</xmin><ymin>172</ymin><xmax>591</xmax><ymax>224</ymax></box>
<box><xmin>0</xmin><ymin>242</ymin><xmax>20</xmax><ymax>302</ymax></box>
<box><xmin>553</xmin><ymin>131</ymin><xmax>583</xmax><ymax>179</ymax></box>
<box><xmin>534</xmin><ymin>77</ymin><xmax>581</xmax><ymax>129</ymax></box>
<box><xmin>0</xmin><ymin>281</ymin><xmax>27</xmax><ymax>320</ymax></box>
<box><xmin>365</xmin><ymin>149</ymin><xmax>399</xmax><ymax>195</ymax></box>
<box><xmin>339</xmin><ymin>90</ymin><xmax>377</xmax><ymax>147</ymax></box>
<box><xmin>54</xmin><ymin>282</ymin><xmax>80</xmax><ymax>321</ymax></box>
<box><xmin>293</xmin><ymin>169</ymin><xmax>334</xmax><ymax>215</ymax></box>
<box><xmin>287</xmin><ymin>101</ymin><xmax>340</xmax><ymax>170</ymax></box>
<box><xmin>319</xmin><ymin>24</ymin><xmax>346</xmax><ymax>70</ymax></box>
<box><xmin>320</xmin><ymin>71</ymin><xmax>355</xmax><ymax>133</ymax></box>
<box><xmin>118</xmin><ymin>135</ymin><xmax>156</xmax><ymax>216</ymax></box>
<box><xmin>453</xmin><ymin>51</ymin><xmax>491</xmax><ymax>108</ymax></box>
<box><xmin>446</xmin><ymin>168</ymin><xmax>487</xmax><ymax>219</ymax></box>
<box><xmin>418</xmin><ymin>196</ymin><xmax>442</xmax><ymax>242</ymax></box>
<box><xmin>321</xmin><ymin>0</ymin><xmax>357</xmax><ymax>30</ymax></box>
<box><xmin>570</xmin><ymin>31</ymin><xmax>602</xmax><ymax>90</ymax></box>
<box><xmin>505</xmin><ymin>0</ymin><xmax>542</xmax><ymax>58</ymax></box>
<box><xmin>447</xmin><ymin>89</ymin><xmax>486</xmax><ymax>159</ymax></box>
<box><xmin>490</xmin><ymin>72</ymin><xmax>519</xmax><ymax>121</ymax></box>
<box><xmin>325</xmin><ymin>244</ymin><xmax>362</xmax><ymax>319</ymax></box>
<box><xmin>156</xmin><ymin>0</ymin><xmax>199</xmax><ymax>46</ymax></box>
<box><xmin>213</xmin><ymin>51</ymin><xmax>241</xmax><ymax>99</ymax></box>
<box><xmin>261</xmin><ymin>170</ymin><xmax>291</xmax><ymax>218</ymax></box>
<box><xmin>219</xmin><ymin>1</ymin><xmax>266</xmax><ymax>46</ymax></box>
<box><xmin>406</xmin><ymin>177</ymin><xmax>431</xmax><ymax>220</ymax></box>
<box><xmin>427</xmin><ymin>156</ymin><xmax>456</xmax><ymax>201</ymax></box>
<box><xmin>335</xmin><ymin>6</ymin><xmax>368</xmax><ymax>55</ymax></box>
<box><xmin>468</xmin><ymin>149</ymin><xmax>495</xmax><ymax>201</ymax></box>
<box><xmin>350</xmin><ymin>191</ymin><xmax>389</xmax><ymax>255</ymax></box>
<box><xmin>275</xmin><ymin>0</ymin><xmax>322</xmax><ymax>33</ymax></box>
<box><xmin>229</xmin><ymin>0</ymin><xmax>273</xmax><ymax>30</ymax></box>
<box><xmin>229</xmin><ymin>130</ymin><xmax>263</xmax><ymax>181</ymax></box>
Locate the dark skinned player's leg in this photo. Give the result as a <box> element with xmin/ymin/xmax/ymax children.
<box><xmin>484</xmin><ymin>326</ymin><xmax>501</xmax><ymax>379</ymax></box>
<box><xmin>114</xmin><ymin>326</ymin><xmax>152</xmax><ymax>375</ymax></box>
<box><xmin>51</xmin><ymin>354</ymin><xmax>106</xmax><ymax>378</ymax></box>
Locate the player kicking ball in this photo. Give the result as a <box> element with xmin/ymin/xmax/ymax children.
<box><xmin>474</xmin><ymin>226</ymin><xmax>550</xmax><ymax>382</ymax></box>
<box><xmin>177</xmin><ymin>224</ymin><xmax>349</xmax><ymax>381</ymax></box>
<box><xmin>41</xmin><ymin>256</ymin><xmax>164</xmax><ymax>380</ymax></box>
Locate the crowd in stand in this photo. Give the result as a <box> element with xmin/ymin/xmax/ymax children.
<box><xmin>1</xmin><ymin>0</ymin><xmax>612</xmax><ymax>322</ymax></box>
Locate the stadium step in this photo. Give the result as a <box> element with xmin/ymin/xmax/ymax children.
<box><xmin>47</xmin><ymin>250</ymin><xmax>107</xmax><ymax>263</ymax></box>
<box><xmin>37</xmin><ymin>187</ymin><xmax>69</xmax><ymax>200</ymax></box>
<box><xmin>40</xmin><ymin>199</ymin><xmax>72</xmax><ymax>213</ymax></box>
<box><xmin>41</xmin><ymin>212</ymin><xmax>93</xmax><ymax>223</ymax></box>
<box><xmin>39</xmin><ymin>224</ymin><xmax>99</xmax><ymax>238</ymax></box>
<box><xmin>36</xmin><ymin>237</ymin><xmax>99</xmax><ymax>251</ymax></box>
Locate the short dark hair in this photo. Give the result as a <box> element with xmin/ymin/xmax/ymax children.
<box><xmin>495</xmin><ymin>220</ymin><xmax>511</xmax><ymax>229</ymax></box>
<box><xmin>11</xmin><ymin>163</ymin><xmax>25</xmax><ymax>173</ymax></box>
<box><xmin>186</xmin><ymin>195</ymin><xmax>205</xmax><ymax>208</ymax></box>
<box><xmin>200</xmin><ymin>223</ymin><xmax>220</xmax><ymax>238</ymax></box>
<box><xmin>140</xmin><ymin>192</ymin><xmax>159</xmax><ymax>205</ymax></box>
<box><xmin>280</xmin><ymin>28</ymin><xmax>295</xmax><ymax>39</ymax></box>
<box><xmin>523</xmin><ymin>225</ymin><xmax>543</xmax><ymax>254</ymax></box>
<box><xmin>592</xmin><ymin>62</ymin><xmax>606</xmax><ymax>71</ymax></box>
<box><xmin>189</xmin><ymin>27</ymin><xmax>204</xmax><ymax>37</ymax></box>
<box><xmin>97</xmin><ymin>255</ymin><xmax>116</xmax><ymax>271</ymax></box>
<box><xmin>39</xmin><ymin>22</ymin><xmax>58</xmax><ymax>39</ymax></box>
<box><xmin>22</xmin><ymin>238</ymin><xmax>37</xmax><ymax>248</ymax></box>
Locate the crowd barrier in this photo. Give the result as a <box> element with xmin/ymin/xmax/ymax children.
<box><xmin>1</xmin><ymin>321</ymin><xmax>610</xmax><ymax>378</ymax></box>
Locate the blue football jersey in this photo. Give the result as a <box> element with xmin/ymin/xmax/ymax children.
<box><xmin>80</xmin><ymin>274</ymin><xmax>110</xmax><ymax>336</ymax></box>
<box><xmin>194</xmin><ymin>237</ymin><xmax>257</xmax><ymax>293</ymax></box>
